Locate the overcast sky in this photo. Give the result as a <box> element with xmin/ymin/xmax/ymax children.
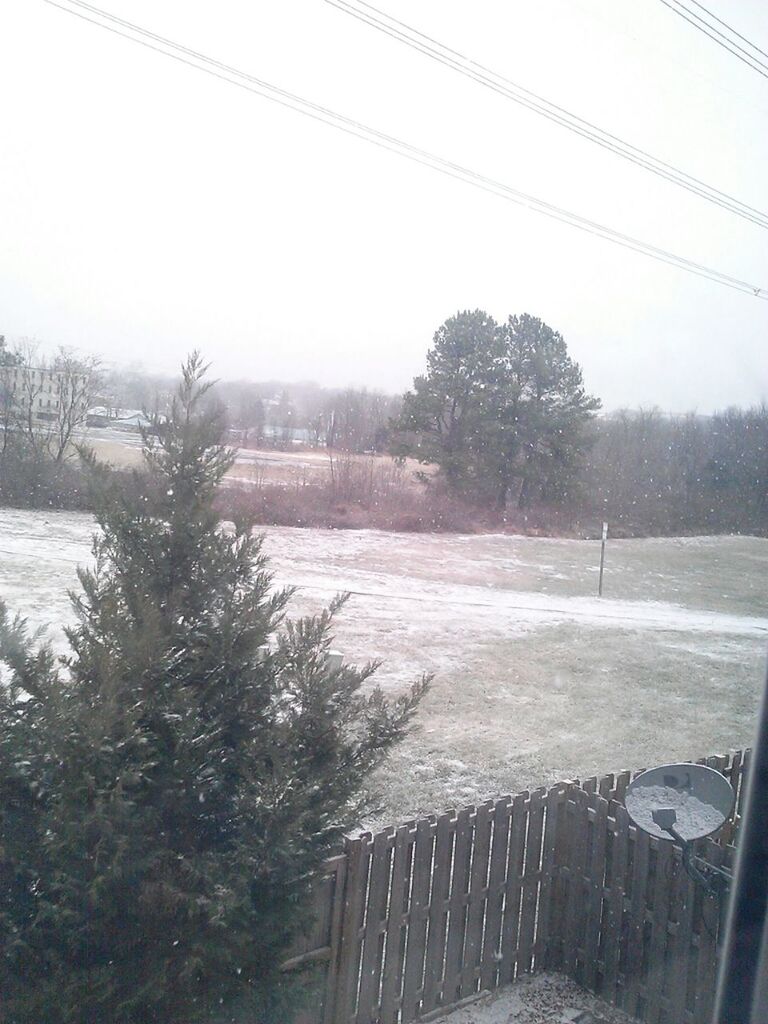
<box><xmin>1</xmin><ymin>0</ymin><xmax>767</xmax><ymax>411</ymax></box>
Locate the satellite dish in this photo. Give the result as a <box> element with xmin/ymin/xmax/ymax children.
<box><xmin>625</xmin><ymin>762</ymin><xmax>735</xmax><ymax>842</ymax></box>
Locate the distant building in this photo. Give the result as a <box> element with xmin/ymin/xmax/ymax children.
<box><xmin>85</xmin><ymin>407</ymin><xmax>165</xmax><ymax>432</ymax></box>
<box><xmin>0</xmin><ymin>362</ymin><xmax>88</xmax><ymax>424</ymax></box>
<box><xmin>113</xmin><ymin>411</ymin><xmax>154</xmax><ymax>432</ymax></box>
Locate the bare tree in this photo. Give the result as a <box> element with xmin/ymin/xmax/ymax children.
<box><xmin>0</xmin><ymin>341</ymin><xmax>100</xmax><ymax>462</ymax></box>
<box><xmin>49</xmin><ymin>348</ymin><xmax>102</xmax><ymax>461</ymax></box>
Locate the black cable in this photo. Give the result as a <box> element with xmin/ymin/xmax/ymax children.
<box><xmin>327</xmin><ymin>0</ymin><xmax>768</xmax><ymax>229</ymax></box>
<box><xmin>685</xmin><ymin>0</ymin><xmax>768</xmax><ymax>62</ymax></box>
<box><xmin>41</xmin><ymin>0</ymin><xmax>768</xmax><ymax>299</ymax></box>
<box><xmin>663</xmin><ymin>0</ymin><xmax>768</xmax><ymax>69</ymax></box>
<box><xmin>659</xmin><ymin>0</ymin><xmax>768</xmax><ymax>80</ymax></box>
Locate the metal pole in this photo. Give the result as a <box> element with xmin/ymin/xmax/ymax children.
<box><xmin>598</xmin><ymin>521</ymin><xmax>607</xmax><ymax>597</ymax></box>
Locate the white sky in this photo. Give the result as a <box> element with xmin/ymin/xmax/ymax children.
<box><xmin>1</xmin><ymin>0</ymin><xmax>767</xmax><ymax>412</ymax></box>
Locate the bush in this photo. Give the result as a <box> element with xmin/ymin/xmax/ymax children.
<box><xmin>0</xmin><ymin>448</ymin><xmax>95</xmax><ymax>510</ymax></box>
<box><xmin>0</xmin><ymin>356</ymin><xmax>428</xmax><ymax>1024</ymax></box>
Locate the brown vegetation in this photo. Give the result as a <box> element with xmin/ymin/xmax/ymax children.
<box><xmin>217</xmin><ymin>451</ymin><xmax>574</xmax><ymax>535</ymax></box>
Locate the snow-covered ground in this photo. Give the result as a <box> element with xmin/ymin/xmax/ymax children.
<box><xmin>1</xmin><ymin>508</ymin><xmax>766</xmax><ymax>825</ymax></box>
<box><xmin>429</xmin><ymin>973</ymin><xmax>633</xmax><ymax>1023</ymax></box>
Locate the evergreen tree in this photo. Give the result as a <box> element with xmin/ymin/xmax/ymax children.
<box><xmin>397</xmin><ymin>311</ymin><xmax>599</xmax><ymax>510</ymax></box>
<box><xmin>0</xmin><ymin>355</ymin><xmax>427</xmax><ymax>1024</ymax></box>
<box><xmin>493</xmin><ymin>314</ymin><xmax>600</xmax><ymax>510</ymax></box>
<box><xmin>398</xmin><ymin>310</ymin><xmax>501</xmax><ymax>490</ymax></box>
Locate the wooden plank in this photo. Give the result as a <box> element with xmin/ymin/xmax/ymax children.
<box><xmin>736</xmin><ymin>747</ymin><xmax>751</xmax><ymax>820</ymax></box>
<box><xmin>516</xmin><ymin>788</ymin><xmax>546</xmax><ymax>977</ymax></box>
<box><xmin>534</xmin><ymin>784</ymin><xmax>566</xmax><ymax>971</ymax></box>
<box><xmin>693</xmin><ymin>842</ymin><xmax>725</xmax><ymax>1023</ymax></box>
<box><xmin>460</xmin><ymin>801</ymin><xmax>494</xmax><ymax>999</ymax></box>
<box><xmin>421</xmin><ymin>812</ymin><xmax>455</xmax><ymax>1016</ymax></box>
<box><xmin>561</xmin><ymin>788</ymin><xmax>589</xmax><ymax>981</ymax></box>
<box><xmin>321</xmin><ymin>855</ymin><xmax>348</xmax><ymax>1024</ymax></box>
<box><xmin>644</xmin><ymin>837</ymin><xmax>673</xmax><ymax>1023</ymax></box>
<box><xmin>442</xmin><ymin>806</ymin><xmax>474</xmax><ymax>1006</ymax></box>
<box><xmin>543</xmin><ymin>785</ymin><xmax>571</xmax><ymax>974</ymax></box>
<box><xmin>379</xmin><ymin>824</ymin><xmax>416</xmax><ymax>1024</ymax></box>
<box><xmin>719</xmin><ymin>750</ymin><xmax>740</xmax><ymax>847</ymax></box>
<box><xmin>400</xmin><ymin>818</ymin><xmax>435</xmax><ymax>1022</ymax></box>
<box><xmin>728</xmin><ymin>748</ymin><xmax>743</xmax><ymax>803</ymax></box>
<box><xmin>335</xmin><ymin>835</ymin><xmax>371</xmax><ymax>1023</ymax></box>
<box><xmin>498</xmin><ymin>792</ymin><xmax>528</xmax><ymax>985</ymax></box>
<box><xmin>613</xmin><ymin>770</ymin><xmax>632</xmax><ymax>803</ymax></box>
<box><xmin>582</xmin><ymin>792</ymin><xmax>609</xmax><ymax>994</ymax></box>
<box><xmin>622</xmin><ymin>824</ymin><xmax>650</xmax><ymax>1018</ymax></box>
<box><xmin>601</xmin><ymin>802</ymin><xmax>629</xmax><ymax>1007</ymax></box>
<box><xmin>356</xmin><ymin>828</ymin><xmax>394</xmax><ymax>1023</ymax></box>
<box><xmin>479</xmin><ymin>798</ymin><xmax>512</xmax><ymax>992</ymax></box>
<box><xmin>599</xmin><ymin>773</ymin><xmax>615</xmax><ymax>800</ymax></box>
<box><xmin>668</xmin><ymin>847</ymin><xmax>696</xmax><ymax>1024</ymax></box>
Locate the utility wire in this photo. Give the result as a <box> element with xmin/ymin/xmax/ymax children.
<box><xmin>326</xmin><ymin>0</ymin><xmax>768</xmax><ymax>229</ymax></box>
<box><xmin>685</xmin><ymin>0</ymin><xmax>768</xmax><ymax>62</ymax></box>
<box><xmin>659</xmin><ymin>0</ymin><xmax>768</xmax><ymax>80</ymax></box>
<box><xmin>42</xmin><ymin>0</ymin><xmax>768</xmax><ymax>299</ymax></box>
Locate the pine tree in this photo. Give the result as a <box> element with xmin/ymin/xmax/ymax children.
<box><xmin>0</xmin><ymin>355</ymin><xmax>428</xmax><ymax>1024</ymax></box>
<box><xmin>397</xmin><ymin>311</ymin><xmax>599</xmax><ymax>511</ymax></box>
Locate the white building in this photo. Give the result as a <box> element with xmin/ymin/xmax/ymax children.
<box><xmin>0</xmin><ymin>362</ymin><xmax>89</xmax><ymax>424</ymax></box>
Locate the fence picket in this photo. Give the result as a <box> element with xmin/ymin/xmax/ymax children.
<box><xmin>644</xmin><ymin>837</ymin><xmax>673</xmax><ymax>1022</ymax></box>
<box><xmin>601</xmin><ymin>802</ymin><xmax>629</xmax><ymax>1006</ymax></box>
<box><xmin>420</xmin><ymin>812</ymin><xmax>455</xmax><ymax>1016</ymax></box>
<box><xmin>582</xmin><ymin>793</ymin><xmax>608</xmax><ymax>993</ymax></box>
<box><xmin>498</xmin><ymin>792</ymin><xmax>528</xmax><ymax>985</ymax></box>
<box><xmin>622</xmin><ymin>825</ymin><xmax>650</xmax><ymax>1018</ymax></box>
<box><xmin>356</xmin><ymin>829</ymin><xmax>394</xmax><ymax>1023</ymax></box>
<box><xmin>693</xmin><ymin>842</ymin><xmax>726</xmax><ymax>1024</ymax></box>
<box><xmin>336</xmin><ymin>835</ymin><xmax>371</xmax><ymax>1024</ymax></box>
<box><xmin>460</xmin><ymin>801</ymin><xmax>494</xmax><ymax>998</ymax></box>
<box><xmin>479</xmin><ymin>798</ymin><xmax>512</xmax><ymax>992</ymax></box>
<box><xmin>562</xmin><ymin>788</ymin><xmax>589</xmax><ymax>981</ymax></box>
<box><xmin>534</xmin><ymin>785</ymin><xmax>566</xmax><ymax>970</ymax></box>
<box><xmin>401</xmin><ymin>818</ymin><xmax>435</xmax><ymax>1021</ymax></box>
<box><xmin>613</xmin><ymin>770</ymin><xmax>632</xmax><ymax>803</ymax></box>
<box><xmin>378</xmin><ymin>824</ymin><xmax>414</xmax><ymax>1024</ymax></box>
<box><xmin>668</xmin><ymin>848</ymin><xmax>696</xmax><ymax>1024</ymax></box>
<box><xmin>442</xmin><ymin>806</ymin><xmax>474</xmax><ymax>1006</ymax></box>
<box><xmin>516</xmin><ymin>789</ymin><xmax>546</xmax><ymax>977</ymax></box>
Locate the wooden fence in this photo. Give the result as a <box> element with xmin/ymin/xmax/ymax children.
<box><xmin>286</xmin><ymin>750</ymin><xmax>750</xmax><ymax>1024</ymax></box>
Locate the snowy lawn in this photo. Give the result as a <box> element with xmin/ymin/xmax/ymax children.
<box><xmin>1</xmin><ymin>508</ymin><xmax>766</xmax><ymax>826</ymax></box>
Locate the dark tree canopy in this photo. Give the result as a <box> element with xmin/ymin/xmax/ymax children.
<box><xmin>398</xmin><ymin>310</ymin><xmax>600</xmax><ymax>509</ymax></box>
<box><xmin>0</xmin><ymin>355</ymin><xmax>428</xmax><ymax>1024</ymax></box>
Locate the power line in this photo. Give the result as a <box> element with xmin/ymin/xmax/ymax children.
<box><xmin>326</xmin><ymin>0</ymin><xmax>768</xmax><ymax>229</ymax></box>
<box><xmin>42</xmin><ymin>0</ymin><xmax>768</xmax><ymax>299</ymax></box>
<box><xmin>659</xmin><ymin>0</ymin><xmax>768</xmax><ymax>80</ymax></box>
<box><xmin>685</xmin><ymin>0</ymin><xmax>768</xmax><ymax>62</ymax></box>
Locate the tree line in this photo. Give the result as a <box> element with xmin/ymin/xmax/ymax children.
<box><xmin>585</xmin><ymin>407</ymin><xmax>768</xmax><ymax>536</ymax></box>
<box><xmin>2</xmin><ymin>324</ymin><xmax>766</xmax><ymax>536</ymax></box>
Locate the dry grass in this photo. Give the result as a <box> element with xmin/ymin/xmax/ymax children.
<box><xmin>87</xmin><ymin>438</ymin><xmax>145</xmax><ymax>467</ymax></box>
<box><xmin>86</xmin><ymin>433</ymin><xmax>574</xmax><ymax>536</ymax></box>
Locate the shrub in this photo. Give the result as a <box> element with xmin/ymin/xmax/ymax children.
<box><xmin>0</xmin><ymin>448</ymin><xmax>94</xmax><ymax>510</ymax></box>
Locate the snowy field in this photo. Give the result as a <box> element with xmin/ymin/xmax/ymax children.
<box><xmin>0</xmin><ymin>507</ymin><xmax>766</xmax><ymax>827</ymax></box>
